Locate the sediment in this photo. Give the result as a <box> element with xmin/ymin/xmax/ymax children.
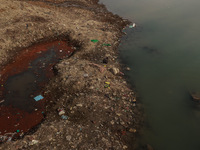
<box><xmin>0</xmin><ymin>0</ymin><xmax>142</xmax><ymax>149</ymax></box>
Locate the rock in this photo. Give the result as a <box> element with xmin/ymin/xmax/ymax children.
<box><xmin>111</xmin><ymin>67</ymin><xmax>119</xmax><ymax>75</ymax></box>
<box><xmin>129</xmin><ymin>128</ymin><xmax>136</xmax><ymax>133</ymax></box>
<box><xmin>83</xmin><ymin>73</ymin><xmax>89</xmax><ymax>77</ymax></box>
<box><xmin>58</xmin><ymin>110</ymin><xmax>65</xmax><ymax>116</ymax></box>
<box><xmin>29</xmin><ymin>140</ymin><xmax>39</xmax><ymax>146</ymax></box>
<box><xmin>76</xmin><ymin>103</ymin><xmax>83</xmax><ymax>107</ymax></box>
<box><xmin>66</xmin><ymin>135</ymin><xmax>72</xmax><ymax>141</ymax></box>
<box><xmin>110</xmin><ymin>120</ymin><xmax>115</xmax><ymax>125</ymax></box>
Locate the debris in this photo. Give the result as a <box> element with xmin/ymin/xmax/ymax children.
<box><xmin>83</xmin><ymin>74</ymin><xmax>89</xmax><ymax>77</ymax></box>
<box><xmin>126</xmin><ymin>67</ymin><xmax>131</xmax><ymax>71</ymax></box>
<box><xmin>61</xmin><ymin>115</ymin><xmax>68</xmax><ymax>120</ymax></box>
<box><xmin>34</xmin><ymin>95</ymin><xmax>44</xmax><ymax>101</ymax></box>
<box><xmin>58</xmin><ymin>108</ymin><xmax>65</xmax><ymax>116</ymax></box>
<box><xmin>91</xmin><ymin>39</ymin><xmax>99</xmax><ymax>43</ymax></box>
<box><xmin>104</xmin><ymin>82</ymin><xmax>110</xmax><ymax>88</ymax></box>
<box><xmin>129</xmin><ymin>23</ymin><xmax>136</xmax><ymax>28</ymax></box>
<box><xmin>102</xmin><ymin>43</ymin><xmax>111</xmax><ymax>46</ymax></box>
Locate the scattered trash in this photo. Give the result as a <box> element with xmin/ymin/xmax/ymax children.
<box><xmin>61</xmin><ymin>115</ymin><xmax>68</xmax><ymax>120</ymax></box>
<box><xmin>58</xmin><ymin>108</ymin><xmax>65</xmax><ymax>116</ymax></box>
<box><xmin>129</xmin><ymin>23</ymin><xmax>136</xmax><ymax>28</ymax></box>
<box><xmin>126</xmin><ymin>67</ymin><xmax>131</xmax><ymax>71</ymax></box>
<box><xmin>7</xmin><ymin>137</ymin><xmax>12</xmax><ymax>142</ymax></box>
<box><xmin>91</xmin><ymin>39</ymin><xmax>99</xmax><ymax>43</ymax></box>
<box><xmin>102</xmin><ymin>43</ymin><xmax>111</xmax><ymax>46</ymax></box>
<box><xmin>16</xmin><ymin>130</ymin><xmax>20</xmax><ymax>133</ymax></box>
<box><xmin>83</xmin><ymin>74</ymin><xmax>89</xmax><ymax>77</ymax></box>
<box><xmin>34</xmin><ymin>95</ymin><xmax>44</xmax><ymax>101</ymax></box>
<box><xmin>104</xmin><ymin>82</ymin><xmax>110</xmax><ymax>88</ymax></box>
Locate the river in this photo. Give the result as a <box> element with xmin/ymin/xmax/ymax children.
<box><xmin>100</xmin><ymin>0</ymin><xmax>200</xmax><ymax>149</ymax></box>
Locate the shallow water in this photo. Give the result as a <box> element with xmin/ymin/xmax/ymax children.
<box><xmin>0</xmin><ymin>40</ymin><xmax>74</xmax><ymax>142</ymax></box>
<box><xmin>100</xmin><ymin>0</ymin><xmax>200</xmax><ymax>149</ymax></box>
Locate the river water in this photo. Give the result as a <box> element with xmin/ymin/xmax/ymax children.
<box><xmin>100</xmin><ymin>0</ymin><xmax>200</xmax><ymax>149</ymax></box>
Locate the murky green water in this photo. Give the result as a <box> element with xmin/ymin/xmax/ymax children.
<box><xmin>100</xmin><ymin>0</ymin><xmax>200</xmax><ymax>149</ymax></box>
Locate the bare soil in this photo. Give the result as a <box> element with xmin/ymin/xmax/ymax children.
<box><xmin>0</xmin><ymin>0</ymin><xmax>142</xmax><ymax>149</ymax></box>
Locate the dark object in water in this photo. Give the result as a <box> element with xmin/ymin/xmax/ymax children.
<box><xmin>142</xmin><ymin>46</ymin><xmax>159</xmax><ymax>54</ymax></box>
<box><xmin>189</xmin><ymin>92</ymin><xmax>200</xmax><ymax>102</ymax></box>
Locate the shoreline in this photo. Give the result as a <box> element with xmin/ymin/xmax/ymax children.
<box><xmin>0</xmin><ymin>0</ymin><xmax>142</xmax><ymax>149</ymax></box>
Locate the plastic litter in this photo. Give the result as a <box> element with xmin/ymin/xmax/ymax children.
<box><xmin>129</xmin><ymin>23</ymin><xmax>136</xmax><ymax>28</ymax></box>
<box><xmin>34</xmin><ymin>95</ymin><xmax>44</xmax><ymax>101</ymax></box>
<box><xmin>102</xmin><ymin>43</ymin><xmax>111</xmax><ymax>46</ymax></box>
<box><xmin>91</xmin><ymin>39</ymin><xmax>99</xmax><ymax>43</ymax></box>
<box><xmin>104</xmin><ymin>82</ymin><xmax>110</xmax><ymax>88</ymax></box>
<box><xmin>61</xmin><ymin>115</ymin><xmax>68</xmax><ymax>120</ymax></box>
<box><xmin>58</xmin><ymin>108</ymin><xmax>65</xmax><ymax>116</ymax></box>
<box><xmin>83</xmin><ymin>74</ymin><xmax>89</xmax><ymax>77</ymax></box>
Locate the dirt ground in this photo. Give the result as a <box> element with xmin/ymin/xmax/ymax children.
<box><xmin>0</xmin><ymin>0</ymin><xmax>143</xmax><ymax>149</ymax></box>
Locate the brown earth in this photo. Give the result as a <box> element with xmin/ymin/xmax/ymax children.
<box><xmin>0</xmin><ymin>0</ymin><xmax>143</xmax><ymax>149</ymax></box>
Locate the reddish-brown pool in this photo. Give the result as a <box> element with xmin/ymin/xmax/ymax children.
<box><xmin>0</xmin><ymin>40</ymin><xmax>74</xmax><ymax>142</ymax></box>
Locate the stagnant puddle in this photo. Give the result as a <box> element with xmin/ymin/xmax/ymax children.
<box><xmin>0</xmin><ymin>40</ymin><xmax>75</xmax><ymax>142</ymax></box>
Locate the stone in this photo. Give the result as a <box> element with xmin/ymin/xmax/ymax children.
<box><xmin>111</xmin><ymin>67</ymin><xmax>119</xmax><ymax>75</ymax></box>
<box><xmin>29</xmin><ymin>140</ymin><xmax>39</xmax><ymax>146</ymax></box>
<box><xmin>58</xmin><ymin>110</ymin><xmax>65</xmax><ymax>116</ymax></box>
<box><xmin>76</xmin><ymin>103</ymin><xmax>83</xmax><ymax>107</ymax></box>
<box><xmin>66</xmin><ymin>135</ymin><xmax>72</xmax><ymax>141</ymax></box>
<box><xmin>129</xmin><ymin>128</ymin><xmax>136</xmax><ymax>133</ymax></box>
<box><xmin>110</xmin><ymin>120</ymin><xmax>115</xmax><ymax>125</ymax></box>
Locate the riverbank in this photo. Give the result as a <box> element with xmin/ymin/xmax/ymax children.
<box><xmin>0</xmin><ymin>0</ymin><xmax>142</xmax><ymax>149</ymax></box>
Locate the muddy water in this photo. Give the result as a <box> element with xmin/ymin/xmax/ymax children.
<box><xmin>100</xmin><ymin>0</ymin><xmax>200</xmax><ymax>149</ymax></box>
<box><xmin>0</xmin><ymin>40</ymin><xmax>74</xmax><ymax>142</ymax></box>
